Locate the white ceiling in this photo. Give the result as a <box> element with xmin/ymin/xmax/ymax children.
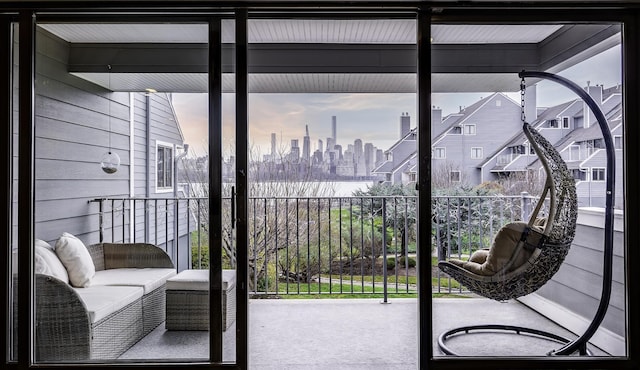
<box><xmin>40</xmin><ymin>22</ymin><xmax>610</xmax><ymax>93</ymax></box>
<box><xmin>41</xmin><ymin>21</ymin><xmax>563</xmax><ymax>44</ymax></box>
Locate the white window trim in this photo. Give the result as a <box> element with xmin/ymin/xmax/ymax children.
<box><xmin>561</xmin><ymin>116</ymin><xmax>570</xmax><ymax>129</ymax></box>
<box><xmin>568</xmin><ymin>144</ymin><xmax>581</xmax><ymax>161</ymax></box>
<box><xmin>433</xmin><ymin>147</ymin><xmax>446</xmax><ymax>159</ymax></box>
<box><xmin>450</xmin><ymin>170</ymin><xmax>461</xmax><ymax>183</ymax></box>
<box><xmin>464</xmin><ymin>124</ymin><xmax>476</xmax><ymax>135</ymax></box>
<box><xmin>156</xmin><ymin>140</ymin><xmax>175</xmax><ymax>193</ymax></box>
<box><xmin>591</xmin><ymin>167</ymin><xmax>606</xmax><ymax>182</ymax></box>
<box><xmin>471</xmin><ymin>147</ymin><xmax>483</xmax><ymax>159</ymax></box>
<box><xmin>614</xmin><ymin>135</ymin><xmax>623</xmax><ymax>150</ymax></box>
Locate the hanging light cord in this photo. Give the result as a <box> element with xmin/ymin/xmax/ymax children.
<box><xmin>107</xmin><ymin>64</ymin><xmax>112</xmax><ymax>154</ymax></box>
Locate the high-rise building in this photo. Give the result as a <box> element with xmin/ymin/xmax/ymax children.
<box><xmin>326</xmin><ymin>137</ymin><xmax>335</xmax><ymax>153</ymax></box>
<box><xmin>354</xmin><ymin>139</ymin><xmax>363</xmax><ymax>164</ymax></box>
<box><xmin>318</xmin><ymin>139</ymin><xmax>323</xmax><ymax>154</ymax></box>
<box><xmin>331</xmin><ymin>116</ymin><xmax>337</xmax><ymax>144</ymax></box>
<box><xmin>334</xmin><ymin>144</ymin><xmax>343</xmax><ymax>161</ymax></box>
<box><xmin>303</xmin><ymin>125</ymin><xmax>311</xmax><ymax>162</ymax></box>
<box><xmin>364</xmin><ymin>142</ymin><xmax>374</xmax><ymax>176</ymax></box>
<box><xmin>290</xmin><ymin>139</ymin><xmax>300</xmax><ymax>162</ymax></box>
<box><xmin>270</xmin><ymin>133</ymin><xmax>276</xmax><ymax>159</ymax></box>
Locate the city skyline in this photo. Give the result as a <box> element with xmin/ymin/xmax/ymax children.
<box><xmin>172</xmin><ymin>44</ymin><xmax>621</xmax><ymax>158</ymax></box>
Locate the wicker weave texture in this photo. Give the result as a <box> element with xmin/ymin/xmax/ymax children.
<box><xmin>166</xmin><ymin>286</ymin><xmax>236</xmax><ymax>331</ymax></box>
<box><xmin>142</xmin><ymin>286</ymin><xmax>167</xmax><ymax>335</ymax></box>
<box><xmin>438</xmin><ymin>124</ymin><xmax>578</xmax><ymax>301</ymax></box>
<box><xmin>100</xmin><ymin>243</ymin><xmax>175</xmax><ymax>269</ymax></box>
<box><xmin>33</xmin><ymin>243</ymin><xmax>175</xmax><ymax>361</ymax></box>
<box><xmin>35</xmin><ymin>275</ymin><xmax>92</xmax><ymax>361</ymax></box>
<box><xmin>91</xmin><ymin>299</ymin><xmax>143</xmax><ymax>359</ymax></box>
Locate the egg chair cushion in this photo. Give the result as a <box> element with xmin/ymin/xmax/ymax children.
<box><xmin>448</xmin><ymin>219</ymin><xmax>546</xmax><ymax>277</ymax></box>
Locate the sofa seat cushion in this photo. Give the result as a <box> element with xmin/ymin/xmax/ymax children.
<box><xmin>74</xmin><ymin>285</ymin><xmax>143</xmax><ymax>323</ymax></box>
<box><xmin>92</xmin><ymin>268</ymin><xmax>177</xmax><ymax>294</ymax></box>
<box><xmin>166</xmin><ymin>269</ymin><xmax>236</xmax><ymax>291</ymax></box>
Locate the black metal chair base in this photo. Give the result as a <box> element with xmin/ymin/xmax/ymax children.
<box><xmin>438</xmin><ymin>324</ymin><xmax>592</xmax><ymax>356</ymax></box>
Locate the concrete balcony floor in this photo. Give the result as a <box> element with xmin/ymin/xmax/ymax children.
<box><xmin>119</xmin><ymin>297</ymin><xmax>610</xmax><ymax>368</ymax></box>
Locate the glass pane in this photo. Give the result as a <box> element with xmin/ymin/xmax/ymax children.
<box><xmin>9</xmin><ymin>20</ymin><xmax>18</xmax><ymax>363</ymax></box>
<box><xmin>32</xmin><ymin>20</ymin><xmax>237</xmax><ymax>363</ymax></box>
<box><xmin>431</xmin><ymin>22</ymin><xmax>625</xmax><ymax>358</ymax></box>
<box><xmin>247</xmin><ymin>17</ymin><xmax>418</xmax><ymax>368</ymax></box>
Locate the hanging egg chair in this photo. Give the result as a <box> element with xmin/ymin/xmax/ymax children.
<box><xmin>438</xmin><ymin>121</ymin><xmax>578</xmax><ymax>302</ymax></box>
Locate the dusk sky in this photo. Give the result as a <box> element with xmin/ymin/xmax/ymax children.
<box><xmin>172</xmin><ymin>44</ymin><xmax>621</xmax><ymax>158</ymax></box>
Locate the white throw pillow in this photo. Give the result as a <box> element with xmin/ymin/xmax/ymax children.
<box><xmin>35</xmin><ymin>239</ymin><xmax>54</xmax><ymax>251</ymax></box>
<box><xmin>34</xmin><ymin>252</ymin><xmax>53</xmax><ymax>276</ymax></box>
<box><xmin>55</xmin><ymin>232</ymin><xmax>95</xmax><ymax>288</ymax></box>
<box><xmin>35</xmin><ymin>245</ymin><xmax>70</xmax><ymax>283</ymax></box>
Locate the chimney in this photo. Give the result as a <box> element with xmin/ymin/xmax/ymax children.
<box><xmin>400</xmin><ymin>112</ymin><xmax>411</xmax><ymax>138</ymax></box>
<box><xmin>432</xmin><ymin>107</ymin><xmax>442</xmax><ymax>126</ymax></box>
<box><xmin>585</xmin><ymin>84</ymin><xmax>603</xmax><ymax>128</ymax></box>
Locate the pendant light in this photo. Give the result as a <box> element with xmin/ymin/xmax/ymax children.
<box><xmin>101</xmin><ymin>64</ymin><xmax>120</xmax><ymax>174</ymax></box>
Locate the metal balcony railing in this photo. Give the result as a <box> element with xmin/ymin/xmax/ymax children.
<box><xmin>92</xmin><ymin>192</ymin><xmax>540</xmax><ymax>299</ymax></box>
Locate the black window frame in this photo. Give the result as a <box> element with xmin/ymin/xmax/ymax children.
<box><xmin>2</xmin><ymin>4</ymin><xmax>638</xmax><ymax>370</ymax></box>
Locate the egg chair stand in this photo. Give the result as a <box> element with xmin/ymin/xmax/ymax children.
<box><xmin>437</xmin><ymin>71</ymin><xmax>616</xmax><ymax>357</ymax></box>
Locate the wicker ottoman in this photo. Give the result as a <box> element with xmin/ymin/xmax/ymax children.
<box><xmin>165</xmin><ymin>269</ymin><xmax>236</xmax><ymax>331</ymax></box>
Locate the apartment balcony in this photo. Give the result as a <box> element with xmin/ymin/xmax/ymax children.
<box><xmin>118</xmin><ymin>297</ymin><xmax>610</xmax><ymax>368</ymax></box>
<box><xmin>88</xmin><ymin>194</ymin><xmax>623</xmax><ymax>365</ymax></box>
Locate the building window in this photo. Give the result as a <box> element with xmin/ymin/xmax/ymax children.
<box><xmin>548</xmin><ymin>119</ymin><xmax>559</xmax><ymax>128</ymax></box>
<box><xmin>471</xmin><ymin>147</ymin><xmax>483</xmax><ymax>159</ymax></box>
<box><xmin>591</xmin><ymin>167</ymin><xmax>606</xmax><ymax>182</ymax></box>
<box><xmin>593</xmin><ymin>138</ymin><xmax>605</xmax><ymax>149</ymax></box>
<box><xmin>512</xmin><ymin>145</ymin><xmax>525</xmax><ymax>155</ymax></box>
<box><xmin>433</xmin><ymin>147</ymin><xmax>446</xmax><ymax>159</ymax></box>
<box><xmin>562</xmin><ymin>116</ymin><xmax>570</xmax><ymax>128</ymax></box>
<box><xmin>464</xmin><ymin>124</ymin><xmax>476</xmax><ymax>135</ymax></box>
<box><xmin>569</xmin><ymin>144</ymin><xmax>580</xmax><ymax>160</ymax></box>
<box><xmin>615</xmin><ymin>135</ymin><xmax>623</xmax><ymax>149</ymax></box>
<box><xmin>157</xmin><ymin>142</ymin><xmax>174</xmax><ymax>191</ymax></box>
<box><xmin>450</xmin><ymin>171</ymin><xmax>461</xmax><ymax>183</ymax></box>
<box><xmin>496</xmin><ymin>99</ymin><xmax>502</xmax><ymax>107</ymax></box>
<box><xmin>450</xmin><ymin>126</ymin><xmax>462</xmax><ymax>135</ymax></box>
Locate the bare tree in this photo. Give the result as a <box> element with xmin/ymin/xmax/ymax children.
<box><xmin>180</xmin><ymin>142</ymin><xmax>337</xmax><ymax>290</ymax></box>
<box><xmin>431</xmin><ymin>161</ymin><xmax>468</xmax><ymax>190</ymax></box>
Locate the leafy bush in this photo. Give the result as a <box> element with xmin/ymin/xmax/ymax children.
<box><xmin>386</xmin><ymin>256</ymin><xmax>417</xmax><ymax>269</ymax></box>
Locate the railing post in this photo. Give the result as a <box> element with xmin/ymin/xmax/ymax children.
<box><xmin>521</xmin><ymin>191</ymin><xmax>531</xmax><ymax>221</ymax></box>
<box><xmin>96</xmin><ymin>199</ymin><xmax>105</xmax><ymax>243</ymax></box>
<box><xmin>381</xmin><ymin>198</ymin><xmax>389</xmax><ymax>304</ymax></box>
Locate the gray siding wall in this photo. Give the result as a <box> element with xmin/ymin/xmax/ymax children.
<box><xmin>435</xmin><ymin>94</ymin><xmax>521</xmax><ymax>186</ymax></box>
<box><xmin>18</xmin><ymin>28</ymin><xmax>185</xmax><ymax>258</ymax></box>
<box><xmin>33</xmin><ymin>28</ymin><xmax>131</xmax><ymax>246</ymax></box>
<box><xmin>391</xmin><ymin>137</ymin><xmax>416</xmax><ymax>169</ymax></box>
<box><xmin>522</xmin><ymin>208</ymin><xmax>625</xmax><ymax>355</ymax></box>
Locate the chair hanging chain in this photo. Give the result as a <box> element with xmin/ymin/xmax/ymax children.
<box><xmin>520</xmin><ymin>76</ymin><xmax>526</xmax><ymax>123</ymax></box>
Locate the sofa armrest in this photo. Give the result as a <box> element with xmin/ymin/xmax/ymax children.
<box><xmin>35</xmin><ymin>274</ymin><xmax>91</xmax><ymax>361</ymax></box>
<box><xmin>91</xmin><ymin>243</ymin><xmax>175</xmax><ymax>270</ymax></box>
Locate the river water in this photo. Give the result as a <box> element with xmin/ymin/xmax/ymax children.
<box><xmin>185</xmin><ymin>181</ymin><xmax>376</xmax><ymax>198</ymax></box>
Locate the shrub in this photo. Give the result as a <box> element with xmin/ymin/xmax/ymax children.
<box><xmin>386</xmin><ymin>256</ymin><xmax>416</xmax><ymax>269</ymax></box>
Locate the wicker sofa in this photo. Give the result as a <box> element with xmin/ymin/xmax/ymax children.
<box><xmin>34</xmin><ymin>242</ymin><xmax>176</xmax><ymax>361</ymax></box>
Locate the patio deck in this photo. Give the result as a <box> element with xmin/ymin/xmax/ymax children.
<box><xmin>119</xmin><ymin>297</ymin><xmax>609</xmax><ymax>368</ymax></box>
